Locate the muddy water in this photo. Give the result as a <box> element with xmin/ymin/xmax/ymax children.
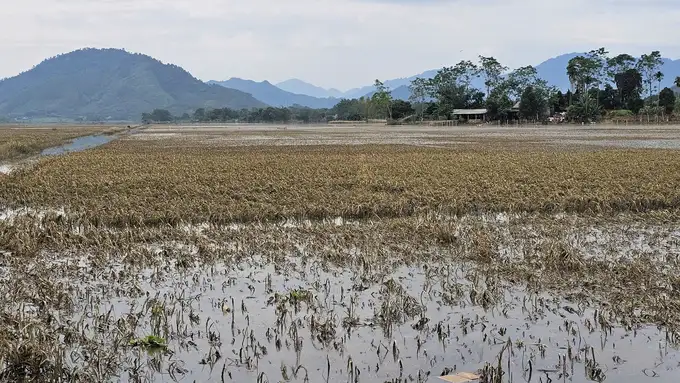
<box><xmin>78</xmin><ymin>256</ymin><xmax>680</xmax><ymax>382</ymax></box>
<box><xmin>40</xmin><ymin>134</ymin><xmax>117</xmax><ymax>156</ymax></box>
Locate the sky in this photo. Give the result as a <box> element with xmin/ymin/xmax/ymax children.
<box><xmin>2</xmin><ymin>0</ymin><xmax>679</xmax><ymax>90</ymax></box>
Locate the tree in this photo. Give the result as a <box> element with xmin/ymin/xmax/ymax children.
<box><xmin>614</xmin><ymin>69</ymin><xmax>643</xmax><ymax>111</ymax></box>
<box><xmin>193</xmin><ymin>108</ymin><xmax>206</xmax><ymax>122</ymax></box>
<box><xmin>518</xmin><ymin>86</ymin><xmax>544</xmax><ymax>121</ymax></box>
<box><xmin>607</xmin><ymin>54</ymin><xmax>637</xmax><ymax>80</ymax></box>
<box><xmin>504</xmin><ymin>66</ymin><xmax>543</xmax><ymax>101</ymax></box>
<box><xmin>598</xmin><ymin>84</ymin><xmax>621</xmax><ymax>111</ymax></box>
<box><xmin>147</xmin><ymin>109</ymin><xmax>173</xmax><ymax>122</ymax></box>
<box><xmin>332</xmin><ymin>99</ymin><xmax>364</xmax><ymax>121</ymax></box>
<box><xmin>426</xmin><ymin>67</ymin><xmax>464</xmax><ymax>118</ymax></box>
<box><xmin>637</xmin><ymin>51</ymin><xmax>663</xmax><ymax>101</ymax></box>
<box><xmin>452</xmin><ymin>60</ymin><xmax>481</xmax><ymax>92</ymax></box>
<box><xmin>408</xmin><ymin>77</ymin><xmax>429</xmax><ymax>121</ymax></box>
<box><xmin>676</xmin><ymin>76</ymin><xmax>680</xmax><ymax>89</ymax></box>
<box><xmin>566</xmin><ymin>93</ymin><xmax>601</xmax><ymax>123</ymax></box>
<box><xmin>478</xmin><ymin>56</ymin><xmax>507</xmax><ymax>97</ymax></box>
<box><xmin>586</xmin><ymin>48</ymin><xmax>609</xmax><ymax>108</ymax></box>
<box><xmin>390</xmin><ymin>100</ymin><xmax>415</xmax><ymax>120</ymax></box>
<box><xmin>567</xmin><ymin>56</ymin><xmax>598</xmax><ymax>96</ymax></box>
<box><xmin>486</xmin><ymin>88</ymin><xmax>513</xmax><ymax>121</ymax></box>
<box><xmin>550</xmin><ymin>90</ymin><xmax>568</xmax><ymax>113</ymax></box>
<box><xmin>371</xmin><ymin>80</ymin><xmax>393</xmax><ymax>120</ymax></box>
<box><xmin>655</xmin><ymin>71</ymin><xmax>665</xmax><ymax>107</ymax></box>
<box><xmin>659</xmin><ymin>87</ymin><xmax>676</xmax><ymax>115</ymax></box>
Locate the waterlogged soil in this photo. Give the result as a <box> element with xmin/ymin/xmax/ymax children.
<box><xmin>69</xmin><ymin>257</ymin><xmax>680</xmax><ymax>383</ymax></box>
<box><xmin>3</xmin><ymin>207</ymin><xmax>680</xmax><ymax>382</ymax></box>
<box><xmin>40</xmin><ymin>134</ymin><xmax>117</xmax><ymax>156</ymax></box>
<box><xmin>133</xmin><ymin>123</ymin><xmax>680</xmax><ymax>149</ymax></box>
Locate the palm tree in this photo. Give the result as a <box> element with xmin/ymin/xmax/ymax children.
<box><xmin>675</xmin><ymin>76</ymin><xmax>680</xmax><ymax>89</ymax></box>
<box><xmin>655</xmin><ymin>71</ymin><xmax>664</xmax><ymax>108</ymax></box>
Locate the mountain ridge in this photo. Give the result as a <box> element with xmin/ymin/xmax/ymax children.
<box><xmin>0</xmin><ymin>48</ymin><xmax>266</xmax><ymax>120</ymax></box>
<box><xmin>275</xmin><ymin>79</ymin><xmax>344</xmax><ymax>98</ymax></box>
<box><xmin>209</xmin><ymin>78</ymin><xmax>340</xmax><ymax>109</ymax></box>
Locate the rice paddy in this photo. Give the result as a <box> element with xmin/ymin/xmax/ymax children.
<box><xmin>1</xmin><ymin>124</ymin><xmax>680</xmax><ymax>382</ymax></box>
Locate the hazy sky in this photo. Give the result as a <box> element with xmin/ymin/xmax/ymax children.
<box><xmin>2</xmin><ymin>0</ymin><xmax>679</xmax><ymax>90</ymax></box>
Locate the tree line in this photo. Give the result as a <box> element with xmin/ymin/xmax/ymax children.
<box><xmin>142</xmin><ymin>105</ymin><xmax>331</xmax><ymax>124</ymax></box>
<box><xmin>143</xmin><ymin>48</ymin><xmax>680</xmax><ymax>124</ymax></box>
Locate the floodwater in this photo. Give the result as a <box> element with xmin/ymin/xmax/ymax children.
<box><xmin>73</xmin><ymin>255</ymin><xmax>680</xmax><ymax>382</ymax></box>
<box><xmin>40</xmin><ymin>134</ymin><xmax>117</xmax><ymax>156</ymax></box>
<box><xmin>131</xmin><ymin>123</ymin><xmax>680</xmax><ymax>149</ymax></box>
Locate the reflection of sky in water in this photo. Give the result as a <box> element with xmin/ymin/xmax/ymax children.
<box><xmin>73</xmin><ymin>255</ymin><xmax>680</xmax><ymax>383</ymax></box>
<box><xmin>41</xmin><ymin>134</ymin><xmax>116</xmax><ymax>156</ymax></box>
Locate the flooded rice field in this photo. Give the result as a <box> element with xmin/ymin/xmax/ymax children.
<box><xmin>3</xmin><ymin>124</ymin><xmax>680</xmax><ymax>382</ymax></box>
<box><xmin>2</xmin><ymin>210</ymin><xmax>680</xmax><ymax>382</ymax></box>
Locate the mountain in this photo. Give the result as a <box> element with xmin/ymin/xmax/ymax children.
<box><xmin>533</xmin><ymin>53</ymin><xmax>582</xmax><ymax>91</ymax></box>
<box><xmin>0</xmin><ymin>48</ymin><xmax>265</xmax><ymax>120</ymax></box>
<box><xmin>275</xmin><ymin>79</ymin><xmax>344</xmax><ymax>98</ymax></box>
<box><xmin>210</xmin><ymin>78</ymin><xmax>339</xmax><ymax>108</ymax></box>
<box><xmin>342</xmin><ymin>71</ymin><xmax>439</xmax><ymax>100</ymax></box>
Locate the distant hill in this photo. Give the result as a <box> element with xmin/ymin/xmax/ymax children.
<box><xmin>275</xmin><ymin>79</ymin><xmax>344</xmax><ymax>98</ymax></box>
<box><xmin>0</xmin><ymin>48</ymin><xmax>265</xmax><ymax>120</ymax></box>
<box><xmin>210</xmin><ymin>78</ymin><xmax>339</xmax><ymax>108</ymax></box>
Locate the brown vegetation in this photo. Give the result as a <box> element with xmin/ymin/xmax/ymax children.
<box><xmin>2</xmin><ymin>133</ymin><xmax>680</xmax><ymax>381</ymax></box>
<box><xmin>2</xmin><ymin>140</ymin><xmax>680</xmax><ymax>226</ymax></box>
<box><xmin>0</xmin><ymin>126</ymin><xmax>119</xmax><ymax>162</ymax></box>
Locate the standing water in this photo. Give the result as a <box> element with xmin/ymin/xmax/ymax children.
<box><xmin>41</xmin><ymin>134</ymin><xmax>117</xmax><ymax>156</ymax></box>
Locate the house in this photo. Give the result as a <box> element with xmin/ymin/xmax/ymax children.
<box><xmin>452</xmin><ymin>109</ymin><xmax>487</xmax><ymax>122</ymax></box>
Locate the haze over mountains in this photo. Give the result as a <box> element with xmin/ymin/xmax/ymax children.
<box><xmin>1</xmin><ymin>48</ymin><xmax>680</xmax><ymax>121</ymax></box>
<box><xmin>208</xmin><ymin>78</ymin><xmax>339</xmax><ymax>109</ymax></box>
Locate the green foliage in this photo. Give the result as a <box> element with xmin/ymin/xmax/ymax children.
<box><xmin>598</xmin><ymin>85</ymin><xmax>621</xmax><ymax>110</ymax></box>
<box><xmin>146</xmin><ymin>105</ymin><xmax>326</xmax><ymax>124</ymax></box>
<box><xmin>129</xmin><ymin>335</ymin><xmax>167</xmax><ymax>350</ymax></box>
<box><xmin>479</xmin><ymin>56</ymin><xmax>507</xmax><ymax>96</ymax></box>
<box><xmin>567</xmin><ymin>56</ymin><xmax>598</xmax><ymax>93</ymax></box>
<box><xmin>567</xmin><ymin>93</ymin><xmax>601</xmax><ymax>123</ymax></box>
<box><xmin>486</xmin><ymin>88</ymin><xmax>513</xmax><ymax>121</ymax></box>
<box><xmin>607</xmin><ymin>54</ymin><xmax>636</xmax><ymax>79</ymax></box>
<box><xmin>607</xmin><ymin>109</ymin><xmax>634</xmax><ymax>118</ymax></box>
<box><xmin>614</xmin><ymin>69</ymin><xmax>643</xmax><ymax>111</ymax></box>
<box><xmin>519</xmin><ymin>86</ymin><xmax>545</xmax><ymax>120</ymax></box>
<box><xmin>141</xmin><ymin>109</ymin><xmax>173</xmax><ymax>123</ymax></box>
<box><xmin>550</xmin><ymin>90</ymin><xmax>568</xmax><ymax>113</ymax></box>
<box><xmin>659</xmin><ymin>87</ymin><xmax>676</xmax><ymax>115</ymax></box>
<box><xmin>371</xmin><ymin>80</ymin><xmax>393</xmax><ymax>119</ymax></box>
<box><xmin>390</xmin><ymin>100</ymin><xmax>414</xmax><ymax>120</ymax></box>
<box><xmin>332</xmin><ymin>98</ymin><xmax>367</xmax><ymax>121</ymax></box>
<box><xmin>408</xmin><ymin>78</ymin><xmax>430</xmax><ymax>120</ymax></box>
<box><xmin>637</xmin><ymin>51</ymin><xmax>664</xmax><ymax>100</ymax></box>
